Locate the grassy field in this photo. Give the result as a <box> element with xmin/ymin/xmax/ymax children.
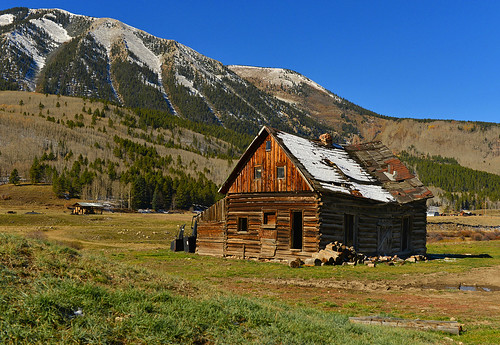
<box><xmin>1</xmin><ymin>199</ymin><xmax>500</xmax><ymax>344</ymax></box>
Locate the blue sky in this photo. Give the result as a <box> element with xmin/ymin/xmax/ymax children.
<box><xmin>4</xmin><ymin>1</ymin><xmax>500</xmax><ymax>123</ymax></box>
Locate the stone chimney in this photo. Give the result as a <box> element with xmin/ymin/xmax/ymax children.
<box><xmin>319</xmin><ymin>133</ymin><xmax>333</xmax><ymax>146</ymax></box>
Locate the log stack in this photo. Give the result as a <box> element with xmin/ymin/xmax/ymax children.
<box><xmin>312</xmin><ymin>241</ymin><xmax>367</xmax><ymax>265</ymax></box>
<box><xmin>306</xmin><ymin>242</ymin><xmax>428</xmax><ymax>266</ymax></box>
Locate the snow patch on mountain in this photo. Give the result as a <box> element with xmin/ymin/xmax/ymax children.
<box><xmin>0</xmin><ymin>13</ymin><xmax>14</xmax><ymax>26</ymax></box>
<box><xmin>90</xmin><ymin>18</ymin><xmax>171</xmax><ymax>105</ymax></box>
<box><xmin>30</xmin><ymin>18</ymin><xmax>72</xmax><ymax>43</ymax></box>
<box><xmin>91</xmin><ymin>19</ymin><xmax>162</xmax><ymax>72</ymax></box>
<box><xmin>6</xmin><ymin>30</ymin><xmax>45</xmax><ymax>69</ymax></box>
<box><xmin>229</xmin><ymin>65</ymin><xmax>343</xmax><ymax>103</ymax></box>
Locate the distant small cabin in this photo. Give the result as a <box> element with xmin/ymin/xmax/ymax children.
<box><xmin>72</xmin><ymin>202</ymin><xmax>104</xmax><ymax>215</ymax></box>
<box><xmin>196</xmin><ymin>126</ymin><xmax>433</xmax><ymax>260</ymax></box>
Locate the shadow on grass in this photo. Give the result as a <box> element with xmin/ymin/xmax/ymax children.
<box><xmin>426</xmin><ymin>253</ymin><xmax>492</xmax><ymax>259</ymax></box>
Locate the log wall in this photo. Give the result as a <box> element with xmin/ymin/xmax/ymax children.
<box><xmin>224</xmin><ymin>192</ymin><xmax>320</xmax><ymax>260</ymax></box>
<box><xmin>196</xmin><ymin>198</ymin><xmax>227</xmax><ymax>256</ymax></box>
<box><xmin>319</xmin><ymin>195</ymin><xmax>427</xmax><ymax>256</ymax></box>
<box><xmin>196</xmin><ymin>193</ymin><xmax>427</xmax><ymax>259</ymax></box>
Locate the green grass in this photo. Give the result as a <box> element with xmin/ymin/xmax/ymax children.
<box><xmin>125</xmin><ymin>240</ymin><xmax>500</xmax><ymax>283</ymax></box>
<box><xmin>0</xmin><ymin>233</ymin><xmax>444</xmax><ymax>344</ymax></box>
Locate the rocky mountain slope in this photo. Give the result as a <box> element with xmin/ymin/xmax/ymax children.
<box><xmin>1</xmin><ymin>7</ymin><xmax>499</xmax><ymax>178</ymax></box>
<box><xmin>0</xmin><ymin>7</ymin><xmax>328</xmax><ymax>138</ymax></box>
<box><xmin>0</xmin><ymin>91</ymin><xmax>236</xmax><ymax>208</ymax></box>
<box><xmin>230</xmin><ymin>66</ymin><xmax>500</xmax><ymax>176</ymax></box>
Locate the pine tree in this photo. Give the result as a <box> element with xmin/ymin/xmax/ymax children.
<box><xmin>29</xmin><ymin>157</ymin><xmax>43</xmax><ymax>184</ymax></box>
<box><xmin>152</xmin><ymin>185</ymin><xmax>165</xmax><ymax>211</ymax></box>
<box><xmin>9</xmin><ymin>169</ymin><xmax>20</xmax><ymax>185</ymax></box>
<box><xmin>131</xmin><ymin>176</ymin><xmax>148</xmax><ymax>209</ymax></box>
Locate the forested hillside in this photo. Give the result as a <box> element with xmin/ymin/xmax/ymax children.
<box><xmin>399</xmin><ymin>150</ymin><xmax>500</xmax><ymax>211</ymax></box>
<box><xmin>0</xmin><ymin>91</ymin><xmax>243</xmax><ymax>210</ymax></box>
<box><xmin>0</xmin><ymin>8</ymin><xmax>332</xmax><ymax>141</ymax></box>
<box><xmin>231</xmin><ymin>66</ymin><xmax>500</xmax><ymax>177</ymax></box>
<box><xmin>1</xmin><ymin>7</ymin><xmax>500</xmax><ymax>211</ymax></box>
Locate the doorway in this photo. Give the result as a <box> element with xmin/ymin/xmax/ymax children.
<box><xmin>291</xmin><ymin>211</ymin><xmax>303</xmax><ymax>250</ymax></box>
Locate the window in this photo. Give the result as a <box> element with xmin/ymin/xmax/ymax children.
<box><xmin>401</xmin><ymin>216</ymin><xmax>412</xmax><ymax>251</ymax></box>
<box><xmin>265</xmin><ymin>140</ymin><xmax>271</xmax><ymax>151</ymax></box>
<box><xmin>238</xmin><ymin>217</ymin><xmax>248</xmax><ymax>232</ymax></box>
<box><xmin>277</xmin><ymin>166</ymin><xmax>285</xmax><ymax>179</ymax></box>
<box><xmin>263</xmin><ymin>211</ymin><xmax>276</xmax><ymax>228</ymax></box>
<box><xmin>344</xmin><ymin>214</ymin><xmax>356</xmax><ymax>248</ymax></box>
<box><xmin>254</xmin><ymin>167</ymin><xmax>262</xmax><ymax>179</ymax></box>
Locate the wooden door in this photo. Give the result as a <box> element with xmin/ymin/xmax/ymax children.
<box><xmin>377</xmin><ymin>219</ymin><xmax>393</xmax><ymax>255</ymax></box>
<box><xmin>260</xmin><ymin>212</ymin><xmax>277</xmax><ymax>258</ymax></box>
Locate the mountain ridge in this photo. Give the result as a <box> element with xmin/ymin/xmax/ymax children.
<box><xmin>1</xmin><ymin>6</ymin><xmax>499</xmax><ymax>179</ymax></box>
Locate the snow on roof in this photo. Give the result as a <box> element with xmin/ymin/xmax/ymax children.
<box><xmin>75</xmin><ymin>202</ymin><xmax>104</xmax><ymax>208</ymax></box>
<box><xmin>276</xmin><ymin>130</ymin><xmax>395</xmax><ymax>203</ymax></box>
<box><xmin>0</xmin><ymin>13</ymin><xmax>15</xmax><ymax>26</ymax></box>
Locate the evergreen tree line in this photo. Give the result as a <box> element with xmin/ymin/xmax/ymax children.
<box><xmin>23</xmin><ymin>144</ymin><xmax>221</xmax><ymax>210</ymax></box>
<box><xmin>133</xmin><ymin>108</ymin><xmax>253</xmax><ymax>153</ymax></box>
<box><xmin>399</xmin><ymin>151</ymin><xmax>500</xmax><ymax>209</ymax></box>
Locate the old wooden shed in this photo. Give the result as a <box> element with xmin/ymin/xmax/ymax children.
<box><xmin>196</xmin><ymin>126</ymin><xmax>432</xmax><ymax>260</ymax></box>
<box><xmin>71</xmin><ymin>202</ymin><xmax>104</xmax><ymax>215</ymax></box>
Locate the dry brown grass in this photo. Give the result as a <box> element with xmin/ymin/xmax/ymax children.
<box><xmin>0</xmin><ymin>90</ymin><xmax>234</xmax><ymax>186</ymax></box>
<box><xmin>427</xmin><ymin>213</ymin><xmax>500</xmax><ymax>227</ymax></box>
<box><xmin>0</xmin><ymin>183</ymin><xmax>78</xmax><ymax>209</ymax></box>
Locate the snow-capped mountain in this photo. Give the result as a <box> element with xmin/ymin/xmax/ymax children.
<box><xmin>0</xmin><ymin>7</ymin><xmax>332</xmax><ymax>137</ymax></box>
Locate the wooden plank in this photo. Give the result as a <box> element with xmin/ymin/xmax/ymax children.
<box><xmin>349</xmin><ymin>316</ymin><xmax>462</xmax><ymax>335</ymax></box>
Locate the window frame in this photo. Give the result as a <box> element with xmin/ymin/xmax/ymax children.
<box><xmin>276</xmin><ymin>166</ymin><xmax>286</xmax><ymax>180</ymax></box>
<box><xmin>254</xmin><ymin>166</ymin><xmax>262</xmax><ymax>180</ymax></box>
<box><xmin>237</xmin><ymin>217</ymin><xmax>248</xmax><ymax>233</ymax></box>
<box><xmin>262</xmin><ymin>210</ymin><xmax>277</xmax><ymax>229</ymax></box>
<box><xmin>265</xmin><ymin>140</ymin><xmax>272</xmax><ymax>151</ymax></box>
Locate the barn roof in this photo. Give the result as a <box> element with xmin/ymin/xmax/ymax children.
<box><xmin>73</xmin><ymin>202</ymin><xmax>104</xmax><ymax>208</ymax></box>
<box><xmin>219</xmin><ymin>126</ymin><xmax>432</xmax><ymax>204</ymax></box>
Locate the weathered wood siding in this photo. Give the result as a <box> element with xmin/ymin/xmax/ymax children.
<box><xmin>319</xmin><ymin>195</ymin><xmax>427</xmax><ymax>256</ymax></box>
<box><xmin>224</xmin><ymin>192</ymin><xmax>320</xmax><ymax>260</ymax></box>
<box><xmin>228</xmin><ymin>134</ymin><xmax>311</xmax><ymax>194</ymax></box>
<box><xmin>196</xmin><ymin>198</ymin><xmax>226</xmax><ymax>256</ymax></box>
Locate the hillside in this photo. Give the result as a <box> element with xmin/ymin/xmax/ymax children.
<box><xmin>0</xmin><ymin>7</ymin><xmax>330</xmax><ymax>138</ymax></box>
<box><xmin>2</xmin><ymin>6</ymin><xmax>499</xmax><ymax>177</ymax></box>
<box><xmin>229</xmin><ymin>66</ymin><xmax>500</xmax><ymax>176</ymax></box>
<box><xmin>0</xmin><ymin>91</ymin><xmax>237</xmax><ymax>209</ymax></box>
<box><xmin>1</xmin><ymin>7</ymin><xmax>500</xmax><ymax>210</ymax></box>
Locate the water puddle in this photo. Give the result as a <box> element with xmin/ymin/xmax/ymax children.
<box><xmin>447</xmin><ymin>285</ymin><xmax>492</xmax><ymax>292</ymax></box>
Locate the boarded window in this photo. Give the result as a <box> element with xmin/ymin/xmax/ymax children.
<box><xmin>263</xmin><ymin>211</ymin><xmax>276</xmax><ymax>227</ymax></box>
<box><xmin>277</xmin><ymin>166</ymin><xmax>285</xmax><ymax>179</ymax></box>
<box><xmin>265</xmin><ymin>140</ymin><xmax>272</xmax><ymax>151</ymax></box>
<box><xmin>344</xmin><ymin>214</ymin><xmax>356</xmax><ymax>248</ymax></box>
<box><xmin>254</xmin><ymin>167</ymin><xmax>262</xmax><ymax>179</ymax></box>
<box><xmin>238</xmin><ymin>217</ymin><xmax>248</xmax><ymax>232</ymax></box>
<box><xmin>401</xmin><ymin>216</ymin><xmax>412</xmax><ymax>251</ymax></box>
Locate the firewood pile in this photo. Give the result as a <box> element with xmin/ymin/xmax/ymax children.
<box><xmin>289</xmin><ymin>241</ymin><xmax>427</xmax><ymax>267</ymax></box>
